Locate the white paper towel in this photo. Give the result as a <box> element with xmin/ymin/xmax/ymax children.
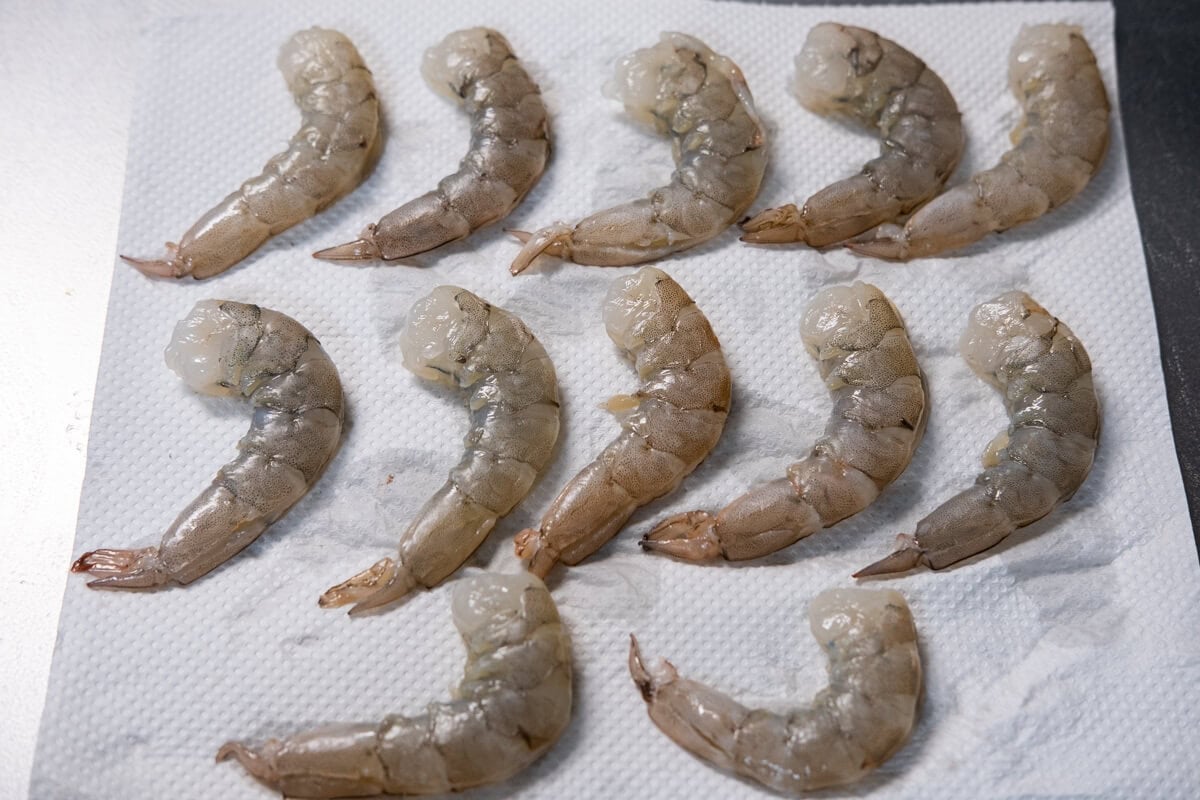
<box><xmin>32</xmin><ymin>1</ymin><xmax>1200</xmax><ymax>798</ymax></box>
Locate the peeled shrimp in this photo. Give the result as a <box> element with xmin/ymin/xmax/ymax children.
<box><xmin>509</xmin><ymin>33</ymin><xmax>767</xmax><ymax>273</ymax></box>
<box><xmin>857</xmin><ymin>291</ymin><xmax>1098</xmax><ymax>576</ymax></box>
<box><xmin>220</xmin><ymin>571</ymin><xmax>571</xmax><ymax>797</ymax></box>
<box><xmin>741</xmin><ymin>23</ymin><xmax>962</xmax><ymax>247</ymax></box>
<box><xmin>848</xmin><ymin>24</ymin><xmax>1109</xmax><ymax>260</ymax></box>
<box><xmin>514</xmin><ymin>267</ymin><xmax>730</xmax><ymax>577</ymax></box>
<box><xmin>630</xmin><ymin>587</ymin><xmax>920</xmax><ymax>793</ymax></box>
<box><xmin>320</xmin><ymin>287</ymin><xmax>560</xmax><ymax>614</ymax></box>
<box><xmin>123</xmin><ymin>28</ymin><xmax>380</xmax><ymax>279</ymax></box>
<box><xmin>71</xmin><ymin>301</ymin><xmax>343</xmax><ymax>588</ymax></box>
<box><xmin>643</xmin><ymin>282</ymin><xmax>926</xmax><ymax>562</ymax></box>
<box><xmin>314</xmin><ymin>28</ymin><xmax>549</xmax><ymax>263</ymax></box>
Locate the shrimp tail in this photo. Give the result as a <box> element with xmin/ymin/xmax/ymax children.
<box><xmin>318</xmin><ymin>557</ymin><xmax>419</xmax><ymax>615</ymax></box>
<box><xmin>844</xmin><ymin>224</ymin><xmax>910</xmax><ymax>260</ymax></box>
<box><xmin>639</xmin><ymin>511</ymin><xmax>721</xmax><ymax>562</ymax></box>
<box><xmin>508</xmin><ymin>224</ymin><xmax>572</xmax><ymax>274</ymax></box>
<box><xmin>740</xmin><ymin>204</ymin><xmax>808</xmax><ymax>244</ymax></box>
<box><xmin>70</xmin><ymin>547</ymin><xmax>172</xmax><ymax>589</ymax></box>
<box><xmin>628</xmin><ymin>634</ymin><xmax>677</xmax><ymax>701</ymax></box>
<box><xmin>852</xmin><ymin>535</ymin><xmax>926</xmax><ymax>577</ymax></box>
<box><xmin>120</xmin><ymin>244</ymin><xmax>188</xmax><ymax>279</ymax></box>
<box><xmin>514</xmin><ymin>528</ymin><xmax>557</xmax><ymax>578</ymax></box>
<box><xmin>312</xmin><ymin>225</ymin><xmax>382</xmax><ymax>262</ymax></box>
<box><xmin>215</xmin><ymin>740</ymin><xmax>281</xmax><ymax>784</ymax></box>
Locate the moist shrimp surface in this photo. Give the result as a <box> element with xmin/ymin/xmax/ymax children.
<box><xmin>741</xmin><ymin>23</ymin><xmax>962</xmax><ymax>247</ymax></box>
<box><xmin>643</xmin><ymin>282</ymin><xmax>926</xmax><ymax>562</ymax></box>
<box><xmin>71</xmin><ymin>301</ymin><xmax>344</xmax><ymax>588</ymax></box>
<box><xmin>857</xmin><ymin>291</ymin><xmax>1099</xmax><ymax>576</ymax></box>
<box><xmin>314</xmin><ymin>28</ymin><xmax>550</xmax><ymax>263</ymax></box>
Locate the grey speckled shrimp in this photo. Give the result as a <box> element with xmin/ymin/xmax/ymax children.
<box><xmin>643</xmin><ymin>282</ymin><xmax>926</xmax><ymax>562</ymax></box>
<box><xmin>509</xmin><ymin>32</ymin><xmax>767</xmax><ymax>273</ymax></box>
<box><xmin>856</xmin><ymin>291</ymin><xmax>1099</xmax><ymax>576</ymax></box>
<box><xmin>123</xmin><ymin>28</ymin><xmax>380</xmax><ymax>279</ymax></box>
<box><xmin>630</xmin><ymin>588</ymin><xmax>921</xmax><ymax>793</ymax></box>
<box><xmin>314</xmin><ymin>28</ymin><xmax>550</xmax><ymax>262</ymax></box>
<box><xmin>71</xmin><ymin>301</ymin><xmax>343</xmax><ymax>588</ymax></box>
<box><xmin>849</xmin><ymin>24</ymin><xmax>1109</xmax><ymax>260</ymax></box>
<box><xmin>741</xmin><ymin>23</ymin><xmax>963</xmax><ymax>247</ymax></box>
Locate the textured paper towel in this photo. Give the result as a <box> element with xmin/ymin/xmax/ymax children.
<box><xmin>32</xmin><ymin>1</ymin><xmax>1200</xmax><ymax>798</ymax></box>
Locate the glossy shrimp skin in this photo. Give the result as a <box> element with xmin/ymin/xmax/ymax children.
<box><xmin>857</xmin><ymin>291</ymin><xmax>1099</xmax><ymax>577</ymax></box>
<box><xmin>849</xmin><ymin>24</ymin><xmax>1109</xmax><ymax>260</ymax></box>
<box><xmin>643</xmin><ymin>282</ymin><xmax>926</xmax><ymax>562</ymax></box>
<box><xmin>514</xmin><ymin>267</ymin><xmax>731</xmax><ymax>577</ymax></box>
<box><xmin>320</xmin><ymin>287</ymin><xmax>560</xmax><ymax>615</ymax></box>
<box><xmin>741</xmin><ymin>23</ymin><xmax>962</xmax><ymax>247</ymax></box>
<box><xmin>220</xmin><ymin>572</ymin><xmax>572</xmax><ymax>797</ymax></box>
<box><xmin>71</xmin><ymin>301</ymin><xmax>343</xmax><ymax>588</ymax></box>
<box><xmin>509</xmin><ymin>33</ymin><xmax>767</xmax><ymax>273</ymax></box>
<box><xmin>314</xmin><ymin>28</ymin><xmax>549</xmax><ymax>263</ymax></box>
<box><xmin>123</xmin><ymin>28</ymin><xmax>380</xmax><ymax>279</ymax></box>
<box><xmin>630</xmin><ymin>588</ymin><xmax>921</xmax><ymax>793</ymax></box>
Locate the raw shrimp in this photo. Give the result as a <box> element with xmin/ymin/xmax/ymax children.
<box><xmin>741</xmin><ymin>23</ymin><xmax>962</xmax><ymax>247</ymax></box>
<box><xmin>643</xmin><ymin>282</ymin><xmax>926</xmax><ymax>562</ymax></box>
<box><xmin>314</xmin><ymin>28</ymin><xmax>549</xmax><ymax>263</ymax></box>
<box><xmin>71</xmin><ymin>301</ymin><xmax>343</xmax><ymax>588</ymax></box>
<box><xmin>630</xmin><ymin>587</ymin><xmax>921</xmax><ymax>793</ymax></box>
<box><xmin>220</xmin><ymin>571</ymin><xmax>572</xmax><ymax>797</ymax></box>
<box><xmin>514</xmin><ymin>267</ymin><xmax>730</xmax><ymax>577</ymax></box>
<box><xmin>856</xmin><ymin>291</ymin><xmax>1098</xmax><ymax>576</ymax></box>
<box><xmin>848</xmin><ymin>24</ymin><xmax>1109</xmax><ymax>260</ymax></box>
<box><xmin>123</xmin><ymin>28</ymin><xmax>380</xmax><ymax>279</ymax></box>
<box><xmin>320</xmin><ymin>287</ymin><xmax>560</xmax><ymax>614</ymax></box>
<box><xmin>509</xmin><ymin>32</ymin><xmax>766</xmax><ymax>273</ymax></box>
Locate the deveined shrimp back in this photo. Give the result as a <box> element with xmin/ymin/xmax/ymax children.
<box><xmin>514</xmin><ymin>267</ymin><xmax>731</xmax><ymax>577</ymax></box>
<box><xmin>741</xmin><ymin>23</ymin><xmax>962</xmax><ymax>247</ymax></box>
<box><xmin>643</xmin><ymin>283</ymin><xmax>926</xmax><ymax>562</ymax></box>
<box><xmin>849</xmin><ymin>24</ymin><xmax>1109</xmax><ymax>260</ymax></box>
<box><xmin>220</xmin><ymin>572</ymin><xmax>572</xmax><ymax>797</ymax></box>
<box><xmin>856</xmin><ymin>291</ymin><xmax>1099</xmax><ymax>576</ymax></box>
<box><xmin>630</xmin><ymin>588</ymin><xmax>921</xmax><ymax>793</ymax></box>
<box><xmin>123</xmin><ymin>28</ymin><xmax>380</xmax><ymax>279</ymax></box>
<box><xmin>320</xmin><ymin>286</ymin><xmax>560</xmax><ymax>614</ymax></box>
<box><xmin>71</xmin><ymin>301</ymin><xmax>343</xmax><ymax>588</ymax></box>
<box><xmin>509</xmin><ymin>33</ymin><xmax>767</xmax><ymax>273</ymax></box>
<box><xmin>314</xmin><ymin>28</ymin><xmax>549</xmax><ymax>263</ymax></box>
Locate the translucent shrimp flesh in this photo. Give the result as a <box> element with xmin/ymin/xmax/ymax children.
<box><xmin>509</xmin><ymin>33</ymin><xmax>767</xmax><ymax>273</ymax></box>
<box><xmin>220</xmin><ymin>571</ymin><xmax>572</xmax><ymax>797</ymax></box>
<box><xmin>848</xmin><ymin>24</ymin><xmax>1110</xmax><ymax>260</ymax></box>
<box><xmin>122</xmin><ymin>28</ymin><xmax>381</xmax><ymax>279</ymax></box>
<box><xmin>643</xmin><ymin>282</ymin><xmax>926</xmax><ymax>562</ymax></box>
<box><xmin>314</xmin><ymin>28</ymin><xmax>550</xmax><ymax>263</ymax></box>
<box><xmin>319</xmin><ymin>287</ymin><xmax>560</xmax><ymax>614</ymax></box>
<box><xmin>71</xmin><ymin>301</ymin><xmax>344</xmax><ymax>588</ymax></box>
<box><xmin>514</xmin><ymin>267</ymin><xmax>731</xmax><ymax>577</ymax></box>
<box><xmin>856</xmin><ymin>291</ymin><xmax>1099</xmax><ymax>576</ymax></box>
<box><xmin>741</xmin><ymin>23</ymin><xmax>963</xmax><ymax>247</ymax></box>
<box><xmin>630</xmin><ymin>587</ymin><xmax>921</xmax><ymax>793</ymax></box>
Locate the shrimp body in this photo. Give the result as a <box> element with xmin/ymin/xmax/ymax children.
<box><xmin>849</xmin><ymin>24</ymin><xmax>1109</xmax><ymax>260</ymax></box>
<box><xmin>320</xmin><ymin>287</ymin><xmax>560</xmax><ymax>614</ymax></box>
<box><xmin>856</xmin><ymin>291</ymin><xmax>1098</xmax><ymax>576</ymax></box>
<box><xmin>630</xmin><ymin>588</ymin><xmax>921</xmax><ymax>793</ymax></box>
<box><xmin>71</xmin><ymin>301</ymin><xmax>343</xmax><ymax>588</ymax></box>
<box><xmin>514</xmin><ymin>267</ymin><xmax>731</xmax><ymax>577</ymax></box>
<box><xmin>643</xmin><ymin>283</ymin><xmax>926</xmax><ymax>562</ymax></box>
<box><xmin>741</xmin><ymin>23</ymin><xmax>962</xmax><ymax>247</ymax></box>
<box><xmin>220</xmin><ymin>572</ymin><xmax>572</xmax><ymax>797</ymax></box>
<box><xmin>509</xmin><ymin>33</ymin><xmax>766</xmax><ymax>273</ymax></box>
<box><xmin>123</xmin><ymin>28</ymin><xmax>380</xmax><ymax>279</ymax></box>
<box><xmin>314</xmin><ymin>28</ymin><xmax>550</xmax><ymax>263</ymax></box>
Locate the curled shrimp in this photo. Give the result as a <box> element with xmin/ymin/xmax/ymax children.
<box><xmin>630</xmin><ymin>587</ymin><xmax>921</xmax><ymax>792</ymax></box>
<box><xmin>848</xmin><ymin>24</ymin><xmax>1109</xmax><ymax>260</ymax></box>
<box><xmin>319</xmin><ymin>286</ymin><xmax>560</xmax><ymax>614</ymax></box>
<box><xmin>514</xmin><ymin>267</ymin><xmax>731</xmax><ymax>577</ymax></box>
<box><xmin>856</xmin><ymin>291</ymin><xmax>1099</xmax><ymax>576</ymax></box>
<box><xmin>741</xmin><ymin>23</ymin><xmax>963</xmax><ymax>247</ymax></box>
<box><xmin>71</xmin><ymin>301</ymin><xmax>343</xmax><ymax>588</ymax></box>
<box><xmin>220</xmin><ymin>571</ymin><xmax>571</xmax><ymax>797</ymax></box>
<box><xmin>643</xmin><ymin>282</ymin><xmax>926</xmax><ymax>562</ymax></box>
<box><xmin>509</xmin><ymin>33</ymin><xmax>767</xmax><ymax>273</ymax></box>
<box><xmin>123</xmin><ymin>28</ymin><xmax>380</xmax><ymax>279</ymax></box>
<box><xmin>314</xmin><ymin>28</ymin><xmax>550</xmax><ymax>263</ymax></box>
